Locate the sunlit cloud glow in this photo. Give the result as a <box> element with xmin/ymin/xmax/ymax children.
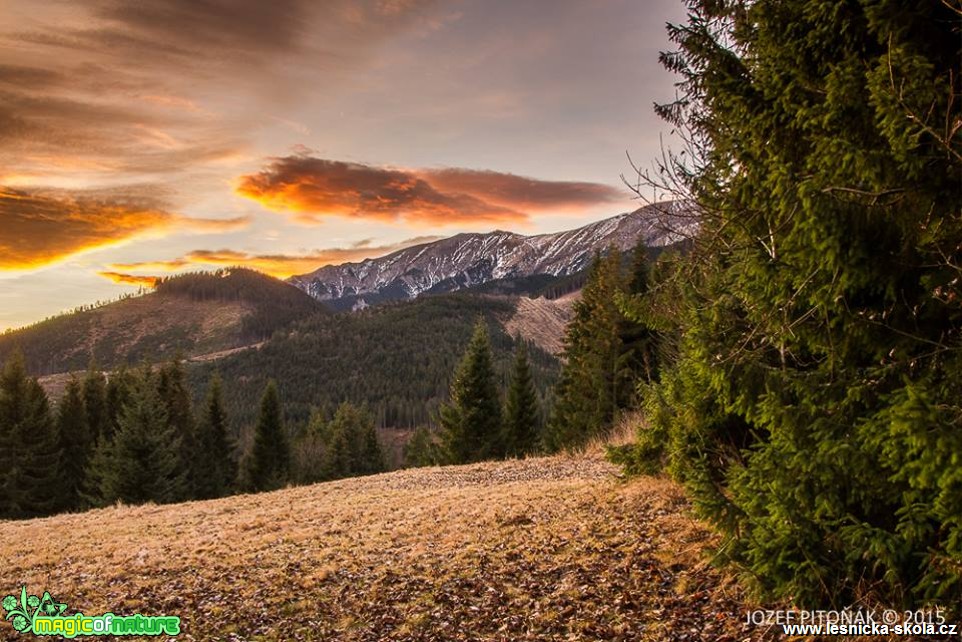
<box><xmin>97</xmin><ymin>272</ymin><xmax>163</xmax><ymax>288</ymax></box>
<box><xmin>0</xmin><ymin>187</ymin><xmax>252</xmax><ymax>271</ymax></box>
<box><xmin>236</xmin><ymin>155</ymin><xmax>623</xmax><ymax>226</ymax></box>
<box><xmin>106</xmin><ymin>236</ymin><xmax>444</xmax><ymax>279</ymax></box>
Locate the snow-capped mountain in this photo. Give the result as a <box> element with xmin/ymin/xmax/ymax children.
<box><xmin>288</xmin><ymin>201</ymin><xmax>695</xmax><ymax>309</ymax></box>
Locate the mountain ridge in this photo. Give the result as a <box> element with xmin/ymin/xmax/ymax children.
<box><xmin>289</xmin><ymin>201</ymin><xmax>692</xmax><ymax>310</ymax></box>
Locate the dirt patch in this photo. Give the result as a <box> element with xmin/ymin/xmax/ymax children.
<box><xmin>503</xmin><ymin>296</ymin><xmax>576</xmax><ymax>355</ymax></box>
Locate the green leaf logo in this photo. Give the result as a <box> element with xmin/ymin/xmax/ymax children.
<box><xmin>2</xmin><ymin>586</ymin><xmax>68</xmax><ymax>634</ymax></box>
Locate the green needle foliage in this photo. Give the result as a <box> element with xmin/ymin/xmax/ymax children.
<box><xmin>439</xmin><ymin>319</ymin><xmax>504</xmax><ymax>463</ymax></box>
<box><xmin>157</xmin><ymin>358</ymin><xmax>198</xmax><ymax>501</ymax></box>
<box><xmin>57</xmin><ymin>377</ymin><xmax>92</xmax><ymax>508</ymax></box>
<box><xmin>243</xmin><ymin>380</ymin><xmax>291</xmax><ymax>492</ymax></box>
<box><xmin>194</xmin><ymin>373</ymin><xmax>237</xmax><ymax>499</ymax></box>
<box><xmin>546</xmin><ymin>250</ymin><xmax>630</xmax><ymax>451</ymax></box>
<box><xmin>81</xmin><ymin>364</ymin><xmax>108</xmax><ymax>444</ymax></box>
<box><xmin>94</xmin><ymin>367</ymin><xmax>187</xmax><ymax>506</ymax></box>
<box><xmin>503</xmin><ymin>337</ymin><xmax>541</xmax><ymax>458</ymax></box>
<box><xmin>403</xmin><ymin>426</ymin><xmax>443</xmax><ymax>468</ymax></box>
<box><xmin>631</xmin><ymin>0</ymin><xmax>962</xmax><ymax>608</ymax></box>
<box><xmin>0</xmin><ymin>352</ymin><xmax>67</xmax><ymax>518</ymax></box>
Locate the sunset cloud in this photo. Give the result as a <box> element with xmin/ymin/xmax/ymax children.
<box><xmin>421</xmin><ymin>168</ymin><xmax>623</xmax><ymax>212</ymax></box>
<box><xmin>236</xmin><ymin>156</ymin><xmax>622</xmax><ymax>226</ymax></box>
<box><xmin>97</xmin><ymin>272</ymin><xmax>163</xmax><ymax>288</ymax></box>
<box><xmin>106</xmin><ymin>236</ymin><xmax>444</xmax><ymax>279</ymax></box>
<box><xmin>0</xmin><ymin>187</ymin><xmax>252</xmax><ymax>271</ymax></box>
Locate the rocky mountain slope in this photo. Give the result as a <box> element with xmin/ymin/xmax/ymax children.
<box><xmin>289</xmin><ymin>201</ymin><xmax>693</xmax><ymax>310</ymax></box>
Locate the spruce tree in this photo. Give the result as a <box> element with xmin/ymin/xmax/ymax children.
<box><xmin>157</xmin><ymin>358</ymin><xmax>197</xmax><ymax>500</ymax></box>
<box><xmin>359</xmin><ymin>415</ymin><xmax>386</xmax><ymax>476</ymax></box>
<box><xmin>546</xmin><ymin>250</ymin><xmax>627</xmax><ymax>451</ymax></box>
<box><xmin>57</xmin><ymin>376</ymin><xmax>92</xmax><ymax>510</ymax></box>
<box><xmin>0</xmin><ymin>352</ymin><xmax>67</xmax><ymax>518</ymax></box>
<box><xmin>292</xmin><ymin>409</ymin><xmax>332</xmax><ymax>484</ymax></box>
<box><xmin>18</xmin><ymin>379</ymin><xmax>66</xmax><ymax>517</ymax></box>
<box><xmin>617</xmin><ymin>243</ymin><xmax>661</xmax><ymax>389</ymax></box>
<box><xmin>103</xmin><ymin>366</ymin><xmax>134</xmax><ymax>441</ymax></box>
<box><xmin>96</xmin><ymin>370</ymin><xmax>186</xmax><ymax>506</ymax></box>
<box><xmin>0</xmin><ymin>352</ymin><xmax>21</xmax><ymax>518</ymax></box>
<box><xmin>323</xmin><ymin>425</ymin><xmax>352</xmax><ymax>480</ymax></box>
<box><xmin>322</xmin><ymin>403</ymin><xmax>385</xmax><ymax>478</ymax></box>
<box><xmin>243</xmin><ymin>380</ymin><xmax>290</xmax><ymax>492</ymax></box>
<box><xmin>404</xmin><ymin>426</ymin><xmax>441</xmax><ymax>468</ymax></box>
<box><xmin>194</xmin><ymin>373</ymin><xmax>237</xmax><ymax>499</ymax></box>
<box><xmin>81</xmin><ymin>364</ymin><xmax>108</xmax><ymax>444</ymax></box>
<box><xmin>503</xmin><ymin>337</ymin><xmax>541</xmax><ymax>457</ymax></box>
<box><xmin>638</xmin><ymin>0</ymin><xmax>962</xmax><ymax>607</ymax></box>
<box><xmin>439</xmin><ymin>319</ymin><xmax>503</xmax><ymax>463</ymax></box>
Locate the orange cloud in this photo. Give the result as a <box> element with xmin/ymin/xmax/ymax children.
<box><xmin>97</xmin><ymin>271</ymin><xmax>162</xmax><ymax>288</ymax></box>
<box><xmin>107</xmin><ymin>236</ymin><xmax>443</xmax><ymax>279</ymax></box>
<box><xmin>236</xmin><ymin>156</ymin><xmax>624</xmax><ymax>227</ymax></box>
<box><xmin>420</xmin><ymin>168</ymin><xmax>623</xmax><ymax>212</ymax></box>
<box><xmin>236</xmin><ymin>157</ymin><xmax>525</xmax><ymax>226</ymax></box>
<box><xmin>0</xmin><ymin>187</ymin><xmax>172</xmax><ymax>271</ymax></box>
<box><xmin>0</xmin><ymin>187</ymin><xmax>253</xmax><ymax>271</ymax></box>
<box><xmin>179</xmin><ymin>215</ymin><xmax>252</xmax><ymax>232</ymax></box>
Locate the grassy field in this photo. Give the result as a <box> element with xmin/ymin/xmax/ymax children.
<box><xmin>0</xmin><ymin>456</ymin><xmax>768</xmax><ymax>641</ymax></box>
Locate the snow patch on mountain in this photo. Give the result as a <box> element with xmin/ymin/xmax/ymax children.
<box><xmin>288</xmin><ymin>201</ymin><xmax>694</xmax><ymax>308</ymax></box>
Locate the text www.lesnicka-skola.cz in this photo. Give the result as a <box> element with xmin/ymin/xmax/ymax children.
<box><xmin>746</xmin><ymin>608</ymin><xmax>958</xmax><ymax>637</ymax></box>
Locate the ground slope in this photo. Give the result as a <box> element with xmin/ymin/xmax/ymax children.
<box><xmin>0</xmin><ymin>456</ymin><xmax>771</xmax><ymax>641</ymax></box>
<box><xmin>0</xmin><ymin>268</ymin><xmax>323</xmax><ymax>376</ymax></box>
<box><xmin>503</xmin><ymin>294</ymin><xmax>577</xmax><ymax>355</ymax></box>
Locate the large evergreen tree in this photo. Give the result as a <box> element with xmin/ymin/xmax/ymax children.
<box><xmin>194</xmin><ymin>373</ymin><xmax>237</xmax><ymax>499</ymax></box>
<box><xmin>94</xmin><ymin>369</ymin><xmax>187</xmax><ymax>506</ymax></box>
<box><xmin>635</xmin><ymin>0</ymin><xmax>962</xmax><ymax>607</ymax></box>
<box><xmin>439</xmin><ymin>319</ymin><xmax>504</xmax><ymax>463</ymax></box>
<box><xmin>103</xmin><ymin>366</ymin><xmax>135</xmax><ymax>441</ymax></box>
<box><xmin>157</xmin><ymin>358</ymin><xmax>198</xmax><ymax>500</ymax></box>
<box><xmin>81</xmin><ymin>364</ymin><xmax>108</xmax><ymax>444</ymax></box>
<box><xmin>243</xmin><ymin>380</ymin><xmax>290</xmax><ymax>492</ymax></box>
<box><xmin>503</xmin><ymin>337</ymin><xmax>541</xmax><ymax>457</ymax></box>
<box><xmin>546</xmin><ymin>250</ymin><xmax>628</xmax><ymax>450</ymax></box>
<box><xmin>0</xmin><ymin>352</ymin><xmax>67</xmax><ymax>518</ymax></box>
<box><xmin>57</xmin><ymin>376</ymin><xmax>92</xmax><ymax>510</ymax></box>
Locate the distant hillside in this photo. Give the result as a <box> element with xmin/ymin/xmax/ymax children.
<box><xmin>0</xmin><ymin>268</ymin><xmax>325</xmax><ymax>375</ymax></box>
<box><xmin>188</xmin><ymin>293</ymin><xmax>560</xmax><ymax>434</ymax></box>
<box><xmin>289</xmin><ymin>201</ymin><xmax>695</xmax><ymax>310</ymax></box>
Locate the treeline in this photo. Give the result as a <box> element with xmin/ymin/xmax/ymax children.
<box><xmin>190</xmin><ymin>294</ymin><xmax>559</xmax><ymax>431</ymax></box>
<box><xmin>0</xmin><ymin>353</ymin><xmax>386</xmax><ymax>519</ymax></box>
<box><xmin>408</xmin><ymin>244</ymin><xmax>658</xmax><ymax>465</ymax></box>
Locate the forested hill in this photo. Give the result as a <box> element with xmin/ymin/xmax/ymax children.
<box><xmin>0</xmin><ymin>268</ymin><xmax>325</xmax><ymax>375</ymax></box>
<box><xmin>188</xmin><ymin>293</ymin><xmax>560</xmax><ymax>433</ymax></box>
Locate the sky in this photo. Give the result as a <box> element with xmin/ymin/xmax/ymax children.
<box><xmin>0</xmin><ymin>0</ymin><xmax>688</xmax><ymax>331</ymax></box>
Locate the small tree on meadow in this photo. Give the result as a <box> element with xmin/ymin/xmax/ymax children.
<box><xmin>439</xmin><ymin>319</ymin><xmax>503</xmax><ymax>463</ymax></box>
<box><xmin>243</xmin><ymin>380</ymin><xmax>290</xmax><ymax>492</ymax></box>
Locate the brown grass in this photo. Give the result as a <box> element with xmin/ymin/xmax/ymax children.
<box><xmin>0</xmin><ymin>456</ymin><xmax>771</xmax><ymax>641</ymax></box>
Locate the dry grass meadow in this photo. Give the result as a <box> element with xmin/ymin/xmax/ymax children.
<box><xmin>0</xmin><ymin>456</ymin><xmax>772</xmax><ymax>641</ymax></box>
